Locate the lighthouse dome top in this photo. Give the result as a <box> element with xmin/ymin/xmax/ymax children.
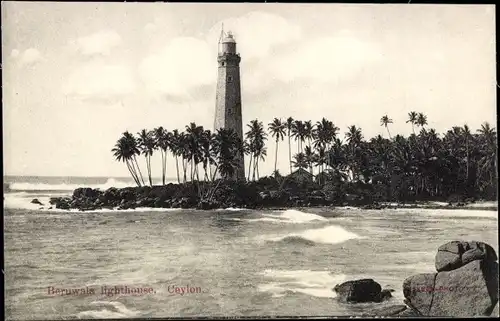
<box><xmin>222</xmin><ymin>31</ymin><xmax>236</xmax><ymax>43</ymax></box>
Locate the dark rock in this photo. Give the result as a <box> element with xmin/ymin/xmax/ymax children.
<box><xmin>31</xmin><ymin>198</ymin><xmax>43</xmax><ymax>205</ymax></box>
<box><xmin>73</xmin><ymin>187</ymin><xmax>100</xmax><ymax>199</ymax></box>
<box><xmin>377</xmin><ymin>289</ymin><xmax>393</xmax><ymax>302</ymax></box>
<box><xmin>435</xmin><ymin>240</ymin><xmax>498</xmax><ymax>272</ymax></box>
<box><xmin>334</xmin><ymin>279</ymin><xmax>382</xmax><ymax>303</ymax></box>
<box><xmin>403</xmin><ymin>259</ymin><xmax>499</xmax><ymax>316</ymax></box>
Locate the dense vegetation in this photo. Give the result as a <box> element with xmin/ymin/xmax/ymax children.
<box><xmin>112</xmin><ymin>112</ymin><xmax>497</xmax><ymax>203</ymax></box>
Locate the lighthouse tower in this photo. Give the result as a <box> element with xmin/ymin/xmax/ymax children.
<box><xmin>214</xmin><ymin>27</ymin><xmax>245</xmax><ymax>180</ymax></box>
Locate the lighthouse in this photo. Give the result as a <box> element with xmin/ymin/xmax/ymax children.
<box><xmin>214</xmin><ymin>27</ymin><xmax>245</xmax><ymax>180</ymax></box>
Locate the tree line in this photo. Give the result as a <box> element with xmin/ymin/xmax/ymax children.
<box><xmin>112</xmin><ymin>111</ymin><xmax>497</xmax><ymax>201</ymax></box>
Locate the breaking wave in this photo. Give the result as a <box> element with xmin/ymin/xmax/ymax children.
<box><xmin>7</xmin><ymin>178</ymin><xmax>136</xmax><ymax>192</ymax></box>
<box><xmin>268</xmin><ymin>225</ymin><xmax>362</xmax><ymax>245</ymax></box>
<box><xmin>77</xmin><ymin>301</ymin><xmax>140</xmax><ymax>319</ymax></box>
<box><xmin>246</xmin><ymin>209</ymin><xmax>328</xmax><ymax>224</ymax></box>
<box><xmin>257</xmin><ymin>269</ymin><xmax>346</xmax><ymax>298</ymax></box>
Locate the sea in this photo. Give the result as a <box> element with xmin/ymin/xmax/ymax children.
<box><xmin>3</xmin><ymin>176</ymin><xmax>499</xmax><ymax>319</ymax></box>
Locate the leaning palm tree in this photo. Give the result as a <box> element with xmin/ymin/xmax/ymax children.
<box><xmin>121</xmin><ymin>131</ymin><xmax>145</xmax><ymax>186</ymax></box>
<box><xmin>407</xmin><ymin>111</ymin><xmax>418</xmax><ymax>135</ymax></box>
<box><xmin>268</xmin><ymin>118</ymin><xmax>286</xmax><ymax>176</ymax></box>
<box><xmin>111</xmin><ymin>131</ymin><xmax>142</xmax><ymax>186</ymax></box>
<box><xmin>417</xmin><ymin>113</ymin><xmax>428</xmax><ymax>130</ymax></box>
<box><xmin>380</xmin><ymin>115</ymin><xmax>393</xmax><ymax>139</ymax></box>
<box><xmin>137</xmin><ymin>129</ymin><xmax>156</xmax><ymax>186</ymax></box>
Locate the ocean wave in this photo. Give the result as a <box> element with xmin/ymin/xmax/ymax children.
<box><xmin>267</xmin><ymin>225</ymin><xmax>363</xmax><ymax>245</ymax></box>
<box><xmin>77</xmin><ymin>301</ymin><xmax>140</xmax><ymax>319</ymax></box>
<box><xmin>258</xmin><ymin>269</ymin><xmax>346</xmax><ymax>298</ymax></box>
<box><xmin>3</xmin><ymin>193</ymin><xmax>183</xmax><ymax>213</ymax></box>
<box><xmin>403</xmin><ymin>208</ymin><xmax>497</xmax><ymax>219</ymax></box>
<box><xmin>8</xmin><ymin>178</ymin><xmax>136</xmax><ymax>192</ymax></box>
<box><xmin>240</xmin><ymin>209</ymin><xmax>328</xmax><ymax>224</ymax></box>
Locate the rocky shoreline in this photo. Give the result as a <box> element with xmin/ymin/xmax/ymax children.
<box><xmin>31</xmin><ymin>181</ymin><xmax>497</xmax><ymax>212</ymax></box>
<box><xmin>341</xmin><ymin>241</ymin><xmax>499</xmax><ymax>317</ymax></box>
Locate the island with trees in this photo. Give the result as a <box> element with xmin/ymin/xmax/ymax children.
<box><xmin>49</xmin><ymin>112</ymin><xmax>497</xmax><ymax>211</ymax></box>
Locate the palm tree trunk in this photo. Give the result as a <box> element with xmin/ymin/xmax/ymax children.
<box><xmin>252</xmin><ymin>155</ymin><xmax>257</xmax><ymax>181</ymax></box>
<box><xmin>133</xmin><ymin>156</ymin><xmax>146</xmax><ymax>185</ymax></box>
<box><xmin>182</xmin><ymin>158</ymin><xmax>187</xmax><ymax>183</ymax></box>
<box><xmin>147</xmin><ymin>155</ymin><xmax>153</xmax><ymax>186</ymax></box>
<box><xmin>175</xmin><ymin>156</ymin><xmax>180</xmax><ymax>184</ymax></box>
<box><xmin>160</xmin><ymin>151</ymin><xmax>165</xmax><ymax>185</ymax></box>
<box><xmin>247</xmin><ymin>155</ymin><xmax>253</xmax><ymax>181</ymax></box>
<box><xmin>274</xmin><ymin>139</ymin><xmax>279</xmax><ymax>175</ymax></box>
<box><xmin>257</xmin><ymin>161</ymin><xmax>260</xmax><ymax>180</ymax></box>
<box><xmin>126</xmin><ymin>160</ymin><xmax>141</xmax><ymax>186</ymax></box>
<box><xmin>386</xmin><ymin>126</ymin><xmax>392</xmax><ymax>139</ymax></box>
<box><xmin>288</xmin><ymin>132</ymin><xmax>292</xmax><ymax>174</ymax></box>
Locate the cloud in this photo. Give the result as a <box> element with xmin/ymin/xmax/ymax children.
<box><xmin>11</xmin><ymin>49</ymin><xmax>20</xmax><ymax>58</ymax></box>
<box><xmin>139</xmin><ymin>37</ymin><xmax>215</xmax><ymax>98</ymax></box>
<box><xmin>271</xmin><ymin>35</ymin><xmax>383</xmax><ymax>83</ymax></box>
<box><xmin>139</xmin><ymin>12</ymin><xmax>303</xmax><ymax>100</ymax></box>
<box><xmin>63</xmin><ymin>60</ymin><xmax>135</xmax><ymax>102</ymax></box>
<box><xmin>70</xmin><ymin>30</ymin><xmax>122</xmax><ymax>56</ymax></box>
<box><xmin>12</xmin><ymin>48</ymin><xmax>43</xmax><ymax>66</ymax></box>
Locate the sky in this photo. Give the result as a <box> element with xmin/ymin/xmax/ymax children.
<box><xmin>2</xmin><ymin>2</ymin><xmax>497</xmax><ymax>178</ymax></box>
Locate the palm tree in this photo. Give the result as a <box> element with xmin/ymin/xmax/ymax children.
<box><xmin>153</xmin><ymin>127</ymin><xmax>170</xmax><ymax>185</ymax></box>
<box><xmin>286</xmin><ymin>117</ymin><xmax>294</xmax><ymax>174</ymax></box>
<box><xmin>137</xmin><ymin>129</ymin><xmax>156</xmax><ymax>186</ymax></box>
<box><xmin>417</xmin><ymin>113</ymin><xmax>428</xmax><ymax>130</ymax></box>
<box><xmin>291</xmin><ymin>120</ymin><xmax>307</xmax><ymax>153</ymax></box>
<box><xmin>111</xmin><ymin>131</ymin><xmax>142</xmax><ymax>186</ymax></box>
<box><xmin>245</xmin><ymin>119</ymin><xmax>267</xmax><ymax>180</ymax></box>
<box><xmin>292</xmin><ymin>152</ymin><xmax>308</xmax><ymax>170</ymax></box>
<box><xmin>304</xmin><ymin>145</ymin><xmax>316</xmax><ymax>175</ymax></box>
<box><xmin>345</xmin><ymin>125</ymin><xmax>363</xmax><ymax>181</ymax></box>
<box><xmin>380</xmin><ymin>115</ymin><xmax>393</xmax><ymax>139</ymax></box>
<box><xmin>407</xmin><ymin>111</ymin><xmax>418</xmax><ymax>135</ymax></box>
<box><xmin>170</xmin><ymin>129</ymin><xmax>182</xmax><ymax>184</ymax></box>
<box><xmin>200</xmin><ymin>129</ymin><xmax>216</xmax><ymax>181</ymax></box>
<box><xmin>268</xmin><ymin>118</ymin><xmax>286</xmax><ymax>176</ymax></box>
<box><xmin>304</xmin><ymin>120</ymin><xmax>315</xmax><ymax>148</ymax></box>
<box><xmin>185</xmin><ymin>122</ymin><xmax>204</xmax><ymax>182</ymax></box>
<box><xmin>476</xmin><ymin>122</ymin><xmax>497</xmax><ymax>196</ymax></box>
<box><xmin>212</xmin><ymin>128</ymin><xmax>242</xmax><ymax>180</ymax></box>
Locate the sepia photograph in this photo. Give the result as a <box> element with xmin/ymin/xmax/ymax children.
<box><xmin>2</xmin><ymin>1</ymin><xmax>498</xmax><ymax>319</ymax></box>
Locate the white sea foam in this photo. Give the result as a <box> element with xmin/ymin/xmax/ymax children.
<box><xmin>250</xmin><ymin>209</ymin><xmax>328</xmax><ymax>224</ymax></box>
<box><xmin>77</xmin><ymin>301</ymin><xmax>140</xmax><ymax>319</ymax></box>
<box><xmin>3</xmin><ymin>193</ymin><xmax>182</xmax><ymax>213</ymax></box>
<box><xmin>404</xmin><ymin>208</ymin><xmax>497</xmax><ymax>219</ymax></box>
<box><xmin>257</xmin><ymin>269</ymin><xmax>346</xmax><ymax>298</ymax></box>
<box><xmin>8</xmin><ymin>178</ymin><xmax>137</xmax><ymax>191</ymax></box>
<box><xmin>216</xmin><ymin>207</ymin><xmax>245</xmax><ymax>212</ymax></box>
<box><xmin>268</xmin><ymin>225</ymin><xmax>363</xmax><ymax>245</ymax></box>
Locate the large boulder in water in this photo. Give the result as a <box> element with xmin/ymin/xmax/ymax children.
<box><xmin>334</xmin><ymin>279</ymin><xmax>390</xmax><ymax>303</ymax></box>
<box><xmin>435</xmin><ymin>240</ymin><xmax>497</xmax><ymax>272</ymax></box>
<box><xmin>403</xmin><ymin>259</ymin><xmax>499</xmax><ymax>316</ymax></box>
